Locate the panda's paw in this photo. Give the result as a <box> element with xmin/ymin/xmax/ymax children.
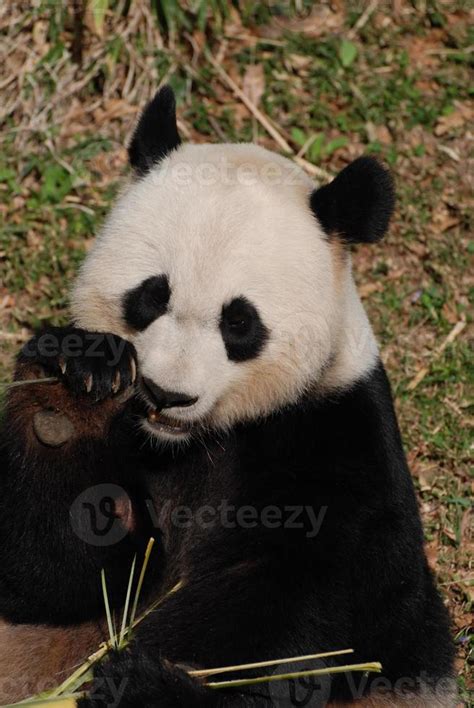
<box><xmin>17</xmin><ymin>325</ymin><xmax>138</xmax><ymax>401</ymax></box>
<box><xmin>4</xmin><ymin>327</ymin><xmax>138</xmax><ymax>449</ymax></box>
<box><xmin>79</xmin><ymin>646</ymin><xmax>220</xmax><ymax>708</ymax></box>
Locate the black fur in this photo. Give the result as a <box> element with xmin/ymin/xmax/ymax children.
<box><xmin>0</xmin><ymin>330</ymin><xmax>454</xmax><ymax>704</ymax></box>
<box><xmin>128</xmin><ymin>85</ymin><xmax>181</xmax><ymax>176</ymax></box>
<box><xmin>220</xmin><ymin>296</ymin><xmax>269</xmax><ymax>362</ymax></box>
<box><xmin>0</xmin><ymin>426</ymin><xmax>146</xmax><ymax>624</ymax></box>
<box><xmin>310</xmin><ymin>157</ymin><xmax>395</xmax><ymax>243</ymax></box>
<box><xmin>122</xmin><ymin>275</ymin><xmax>171</xmax><ymax>331</ymax></box>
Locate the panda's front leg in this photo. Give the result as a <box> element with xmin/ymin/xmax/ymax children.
<box><xmin>0</xmin><ymin>325</ymin><xmax>147</xmax><ymax>625</ymax></box>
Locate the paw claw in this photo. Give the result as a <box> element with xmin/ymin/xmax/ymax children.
<box><xmin>85</xmin><ymin>373</ymin><xmax>94</xmax><ymax>394</ymax></box>
<box><xmin>112</xmin><ymin>370</ymin><xmax>121</xmax><ymax>394</ymax></box>
<box><xmin>130</xmin><ymin>356</ymin><xmax>137</xmax><ymax>384</ymax></box>
<box><xmin>59</xmin><ymin>356</ymin><xmax>67</xmax><ymax>375</ymax></box>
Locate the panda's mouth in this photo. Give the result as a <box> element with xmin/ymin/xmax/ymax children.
<box><xmin>146</xmin><ymin>409</ymin><xmax>192</xmax><ymax>436</ymax></box>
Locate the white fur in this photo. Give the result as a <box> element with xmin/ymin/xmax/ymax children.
<box><xmin>72</xmin><ymin>144</ymin><xmax>378</xmax><ymax>441</ymax></box>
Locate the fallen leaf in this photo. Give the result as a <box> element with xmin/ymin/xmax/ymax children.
<box><xmin>402</xmin><ymin>32</ymin><xmax>445</xmax><ymax>70</ymax></box>
<box><xmin>435</xmin><ymin>102</ymin><xmax>474</xmax><ymax>137</ymax></box>
<box><xmin>242</xmin><ymin>64</ymin><xmax>265</xmax><ymax>107</ymax></box>
<box><xmin>441</xmin><ymin>302</ymin><xmax>459</xmax><ymax>325</ymax></box>
<box><xmin>32</xmin><ymin>19</ymin><xmax>49</xmax><ymax>53</ymax></box>
<box><xmin>93</xmin><ymin>99</ymin><xmax>137</xmax><ymax>126</ymax></box>
<box><xmin>365</xmin><ymin>122</ymin><xmax>392</xmax><ymax>145</ymax></box>
<box><xmin>425</xmin><ymin>541</ymin><xmax>439</xmax><ymax>571</ymax></box>
<box><xmin>359</xmin><ymin>282</ymin><xmax>383</xmax><ymax>298</ymax></box>
<box><xmin>459</xmin><ymin>511</ymin><xmax>472</xmax><ymax>545</ymax></box>
<box><xmin>443</xmin><ymin>526</ymin><xmax>457</xmax><ymax>543</ymax></box>
<box><xmin>85</xmin><ymin>0</ymin><xmax>109</xmax><ymax>37</ymax></box>
<box><xmin>431</xmin><ymin>204</ymin><xmax>461</xmax><ymax>233</ymax></box>
<box><xmin>289</xmin><ymin>54</ymin><xmax>312</xmax><ymax>71</ymax></box>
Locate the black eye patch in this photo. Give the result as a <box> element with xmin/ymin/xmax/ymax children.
<box><xmin>220</xmin><ymin>297</ymin><xmax>269</xmax><ymax>362</ymax></box>
<box><xmin>123</xmin><ymin>275</ymin><xmax>171</xmax><ymax>331</ymax></box>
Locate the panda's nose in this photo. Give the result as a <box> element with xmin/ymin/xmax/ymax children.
<box><xmin>142</xmin><ymin>377</ymin><xmax>198</xmax><ymax>410</ymax></box>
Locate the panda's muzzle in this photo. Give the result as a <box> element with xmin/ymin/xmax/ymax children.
<box><xmin>141</xmin><ymin>377</ymin><xmax>198</xmax><ymax>435</ymax></box>
<box><xmin>142</xmin><ymin>377</ymin><xmax>198</xmax><ymax>411</ymax></box>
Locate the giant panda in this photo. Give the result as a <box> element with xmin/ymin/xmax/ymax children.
<box><xmin>0</xmin><ymin>86</ymin><xmax>456</xmax><ymax>707</ymax></box>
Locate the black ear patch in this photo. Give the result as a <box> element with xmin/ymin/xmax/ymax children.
<box><xmin>128</xmin><ymin>85</ymin><xmax>181</xmax><ymax>176</ymax></box>
<box><xmin>310</xmin><ymin>157</ymin><xmax>395</xmax><ymax>244</ymax></box>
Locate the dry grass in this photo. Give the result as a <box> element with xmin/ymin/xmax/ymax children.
<box><xmin>0</xmin><ymin>0</ymin><xmax>472</xmax><ymax>700</ymax></box>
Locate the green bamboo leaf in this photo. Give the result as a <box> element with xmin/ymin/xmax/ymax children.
<box><xmin>309</xmin><ymin>134</ymin><xmax>325</xmax><ymax>162</ymax></box>
<box><xmin>119</xmin><ymin>554</ymin><xmax>137</xmax><ymax>648</ymax></box>
<box><xmin>101</xmin><ymin>569</ymin><xmax>118</xmax><ymax>650</ymax></box>
<box><xmin>324</xmin><ymin>136</ymin><xmax>349</xmax><ymax>157</ymax></box>
<box><xmin>197</xmin><ymin>0</ymin><xmax>208</xmax><ymax>31</ymax></box>
<box><xmin>339</xmin><ymin>39</ymin><xmax>357</xmax><ymax>68</ymax></box>
<box><xmin>129</xmin><ymin>538</ymin><xmax>156</xmax><ymax>631</ymax></box>
<box><xmin>88</xmin><ymin>0</ymin><xmax>108</xmax><ymax>35</ymax></box>
<box><xmin>290</xmin><ymin>127</ymin><xmax>307</xmax><ymax>147</ymax></box>
<box><xmin>2</xmin><ymin>696</ymin><xmax>82</xmax><ymax>706</ymax></box>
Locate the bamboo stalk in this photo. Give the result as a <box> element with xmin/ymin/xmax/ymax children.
<box><xmin>3</xmin><ymin>695</ymin><xmax>84</xmax><ymax>707</ymax></box>
<box><xmin>101</xmin><ymin>570</ymin><xmax>118</xmax><ymax>650</ymax></box>
<box><xmin>128</xmin><ymin>537</ymin><xmax>155</xmax><ymax>630</ymax></box>
<box><xmin>0</xmin><ymin>377</ymin><xmax>58</xmax><ymax>389</ymax></box>
<box><xmin>119</xmin><ymin>554</ymin><xmax>137</xmax><ymax>648</ymax></box>
<box><xmin>208</xmin><ymin>661</ymin><xmax>382</xmax><ymax>690</ymax></box>
<box><xmin>190</xmin><ymin>648</ymin><xmax>354</xmax><ymax>678</ymax></box>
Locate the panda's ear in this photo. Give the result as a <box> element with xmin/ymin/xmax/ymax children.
<box><xmin>310</xmin><ymin>157</ymin><xmax>395</xmax><ymax>244</ymax></box>
<box><xmin>128</xmin><ymin>85</ymin><xmax>181</xmax><ymax>176</ymax></box>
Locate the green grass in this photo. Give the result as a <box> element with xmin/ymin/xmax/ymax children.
<box><xmin>0</xmin><ymin>0</ymin><xmax>472</xmax><ymax>697</ymax></box>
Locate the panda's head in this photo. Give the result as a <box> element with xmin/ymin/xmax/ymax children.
<box><xmin>72</xmin><ymin>87</ymin><xmax>394</xmax><ymax>443</ymax></box>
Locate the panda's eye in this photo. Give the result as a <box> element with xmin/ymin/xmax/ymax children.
<box><xmin>226</xmin><ymin>313</ymin><xmax>250</xmax><ymax>334</ymax></box>
<box><xmin>220</xmin><ymin>297</ymin><xmax>269</xmax><ymax>362</ymax></box>
<box><xmin>123</xmin><ymin>275</ymin><xmax>170</xmax><ymax>331</ymax></box>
